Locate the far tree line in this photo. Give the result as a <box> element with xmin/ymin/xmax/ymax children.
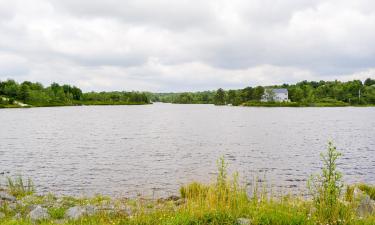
<box><xmin>1</xmin><ymin>78</ymin><xmax>375</xmax><ymax>107</ymax></box>
<box><xmin>0</xmin><ymin>80</ymin><xmax>150</xmax><ymax>107</ymax></box>
<box><xmin>152</xmin><ymin>78</ymin><xmax>375</xmax><ymax>106</ymax></box>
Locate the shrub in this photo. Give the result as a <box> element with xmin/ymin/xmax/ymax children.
<box><xmin>308</xmin><ymin>142</ymin><xmax>348</xmax><ymax>224</ymax></box>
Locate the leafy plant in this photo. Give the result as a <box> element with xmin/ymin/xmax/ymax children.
<box><xmin>308</xmin><ymin>142</ymin><xmax>347</xmax><ymax>224</ymax></box>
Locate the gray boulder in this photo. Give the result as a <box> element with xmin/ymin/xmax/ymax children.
<box><xmin>29</xmin><ymin>205</ymin><xmax>50</xmax><ymax>221</ymax></box>
<box><xmin>66</xmin><ymin>206</ymin><xmax>95</xmax><ymax>220</ymax></box>
<box><xmin>237</xmin><ymin>218</ymin><xmax>251</xmax><ymax>225</ymax></box>
<box><xmin>357</xmin><ymin>195</ymin><xmax>375</xmax><ymax>217</ymax></box>
<box><xmin>13</xmin><ymin>213</ymin><xmax>21</xmax><ymax>220</ymax></box>
<box><xmin>7</xmin><ymin>202</ymin><xmax>17</xmax><ymax>211</ymax></box>
<box><xmin>85</xmin><ymin>205</ymin><xmax>97</xmax><ymax>216</ymax></box>
<box><xmin>66</xmin><ymin>206</ymin><xmax>85</xmax><ymax>220</ymax></box>
<box><xmin>0</xmin><ymin>191</ymin><xmax>16</xmax><ymax>202</ymax></box>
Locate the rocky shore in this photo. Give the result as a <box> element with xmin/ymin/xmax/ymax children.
<box><xmin>0</xmin><ymin>185</ymin><xmax>374</xmax><ymax>224</ymax></box>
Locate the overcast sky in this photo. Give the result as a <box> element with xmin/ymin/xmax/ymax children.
<box><xmin>0</xmin><ymin>0</ymin><xmax>375</xmax><ymax>92</ymax></box>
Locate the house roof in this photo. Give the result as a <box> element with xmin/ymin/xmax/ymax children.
<box><xmin>272</xmin><ymin>88</ymin><xmax>288</xmax><ymax>94</ymax></box>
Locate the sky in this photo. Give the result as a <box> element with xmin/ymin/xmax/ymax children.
<box><xmin>0</xmin><ymin>0</ymin><xmax>375</xmax><ymax>92</ymax></box>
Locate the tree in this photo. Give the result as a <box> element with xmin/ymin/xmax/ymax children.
<box><xmin>1</xmin><ymin>80</ymin><xmax>19</xmax><ymax>97</ymax></box>
<box><xmin>71</xmin><ymin>87</ymin><xmax>82</xmax><ymax>100</ymax></box>
<box><xmin>214</xmin><ymin>88</ymin><xmax>226</xmax><ymax>105</ymax></box>
<box><xmin>18</xmin><ymin>83</ymin><xmax>30</xmax><ymax>101</ymax></box>
<box><xmin>252</xmin><ymin>86</ymin><xmax>264</xmax><ymax>101</ymax></box>
<box><xmin>364</xmin><ymin>78</ymin><xmax>375</xmax><ymax>86</ymax></box>
<box><xmin>226</xmin><ymin>90</ymin><xmax>237</xmax><ymax>104</ymax></box>
<box><xmin>263</xmin><ymin>89</ymin><xmax>276</xmax><ymax>102</ymax></box>
<box><xmin>240</xmin><ymin>87</ymin><xmax>253</xmax><ymax>102</ymax></box>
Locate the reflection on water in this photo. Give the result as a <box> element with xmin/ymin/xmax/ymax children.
<box><xmin>0</xmin><ymin>104</ymin><xmax>374</xmax><ymax>197</ymax></box>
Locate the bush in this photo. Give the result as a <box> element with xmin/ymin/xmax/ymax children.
<box><xmin>308</xmin><ymin>142</ymin><xmax>349</xmax><ymax>224</ymax></box>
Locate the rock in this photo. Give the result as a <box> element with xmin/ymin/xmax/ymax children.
<box><xmin>29</xmin><ymin>205</ymin><xmax>50</xmax><ymax>221</ymax></box>
<box><xmin>118</xmin><ymin>205</ymin><xmax>132</xmax><ymax>215</ymax></box>
<box><xmin>174</xmin><ymin>198</ymin><xmax>185</xmax><ymax>206</ymax></box>
<box><xmin>0</xmin><ymin>212</ymin><xmax>5</xmax><ymax>219</ymax></box>
<box><xmin>353</xmin><ymin>187</ymin><xmax>365</xmax><ymax>199</ymax></box>
<box><xmin>237</xmin><ymin>218</ymin><xmax>251</xmax><ymax>225</ymax></box>
<box><xmin>65</xmin><ymin>206</ymin><xmax>86</xmax><ymax>220</ymax></box>
<box><xmin>166</xmin><ymin>195</ymin><xmax>180</xmax><ymax>201</ymax></box>
<box><xmin>357</xmin><ymin>195</ymin><xmax>375</xmax><ymax>217</ymax></box>
<box><xmin>85</xmin><ymin>205</ymin><xmax>97</xmax><ymax>216</ymax></box>
<box><xmin>13</xmin><ymin>213</ymin><xmax>21</xmax><ymax>220</ymax></box>
<box><xmin>7</xmin><ymin>202</ymin><xmax>17</xmax><ymax>211</ymax></box>
<box><xmin>0</xmin><ymin>191</ymin><xmax>16</xmax><ymax>202</ymax></box>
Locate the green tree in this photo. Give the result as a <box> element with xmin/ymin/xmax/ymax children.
<box><xmin>18</xmin><ymin>83</ymin><xmax>30</xmax><ymax>101</ymax></box>
<box><xmin>240</xmin><ymin>87</ymin><xmax>253</xmax><ymax>102</ymax></box>
<box><xmin>214</xmin><ymin>88</ymin><xmax>226</xmax><ymax>105</ymax></box>
<box><xmin>252</xmin><ymin>86</ymin><xmax>264</xmax><ymax>101</ymax></box>
<box><xmin>226</xmin><ymin>90</ymin><xmax>237</xmax><ymax>105</ymax></box>
<box><xmin>364</xmin><ymin>78</ymin><xmax>375</xmax><ymax>86</ymax></box>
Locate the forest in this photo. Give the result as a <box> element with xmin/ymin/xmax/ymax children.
<box><xmin>0</xmin><ymin>80</ymin><xmax>150</xmax><ymax>107</ymax></box>
<box><xmin>152</xmin><ymin>78</ymin><xmax>375</xmax><ymax>106</ymax></box>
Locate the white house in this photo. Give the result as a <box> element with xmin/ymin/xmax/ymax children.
<box><xmin>261</xmin><ymin>88</ymin><xmax>289</xmax><ymax>102</ymax></box>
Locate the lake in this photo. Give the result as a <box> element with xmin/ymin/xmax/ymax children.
<box><xmin>0</xmin><ymin>103</ymin><xmax>374</xmax><ymax>197</ymax></box>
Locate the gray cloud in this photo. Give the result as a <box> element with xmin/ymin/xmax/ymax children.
<box><xmin>0</xmin><ymin>0</ymin><xmax>374</xmax><ymax>91</ymax></box>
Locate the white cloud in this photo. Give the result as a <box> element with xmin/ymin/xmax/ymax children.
<box><xmin>0</xmin><ymin>0</ymin><xmax>374</xmax><ymax>91</ymax></box>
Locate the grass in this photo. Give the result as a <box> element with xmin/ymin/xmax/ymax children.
<box><xmin>0</xmin><ymin>143</ymin><xmax>374</xmax><ymax>224</ymax></box>
<box><xmin>242</xmin><ymin>101</ymin><xmax>350</xmax><ymax>107</ymax></box>
<box><xmin>6</xmin><ymin>176</ymin><xmax>35</xmax><ymax>198</ymax></box>
<box><xmin>357</xmin><ymin>184</ymin><xmax>375</xmax><ymax>200</ymax></box>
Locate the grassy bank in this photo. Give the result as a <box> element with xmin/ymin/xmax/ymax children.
<box><xmin>0</xmin><ymin>143</ymin><xmax>374</xmax><ymax>224</ymax></box>
<box><xmin>242</xmin><ymin>101</ymin><xmax>352</xmax><ymax>107</ymax></box>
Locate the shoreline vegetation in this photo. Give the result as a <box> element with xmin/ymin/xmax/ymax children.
<box><xmin>1</xmin><ymin>78</ymin><xmax>375</xmax><ymax>108</ymax></box>
<box><xmin>152</xmin><ymin>78</ymin><xmax>375</xmax><ymax>107</ymax></box>
<box><xmin>0</xmin><ymin>143</ymin><xmax>374</xmax><ymax>224</ymax></box>
<box><xmin>0</xmin><ymin>80</ymin><xmax>151</xmax><ymax>109</ymax></box>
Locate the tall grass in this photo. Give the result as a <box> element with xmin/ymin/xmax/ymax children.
<box><xmin>6</xmin><ymin>176</ymin><xmax>35</xmax><ymax>198</ymax></box>
<box><xmin>357</xmin><ymin>184</ymin><xmax>375</xmax><ymax>200</ymax></box>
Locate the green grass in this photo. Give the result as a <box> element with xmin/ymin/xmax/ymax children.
<box><xmin>6</xmin><ymin>176</ymin><xmax>35</xmax><ymax>198</ymax></box>
<box><xmin>357</xmin><ymin>184</ymin><xmax>375</xmax><ymax>200</ymax></box>
<box><xmin>242</xmin><ymin>101</ymin><xmax>350</xmax><ymax>107</ymax></box>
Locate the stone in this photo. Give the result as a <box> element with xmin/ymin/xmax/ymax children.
<box><xmin>7</xmin><ymin>202</ymin><xmax>17</xmax><ymax>211</ymax></box>
<box><xmin>166</xmin><ymin>195</ymin><xmax>180</xmax><ymax>201</ymax></box>
<box><xmin>357</xmin><ymin>195</ymin><xmax>375</xmax><ymax>217</ymax></box>
<box><xmin>174</xmin><ymin>198</ymin><xmax>185</xmax><ymax>206</ymax></box>
<box><xmin>237</xmin><ymin>218</ymin><xmax>251</xmax><ymax>225</ymax></box>
<box><xmin>118</xmin><ymin>205</ymin><xmax>132</xmax><ymax>215</ymax></box>
<box><xmin>29</xmin><ymin>206</ymin><xmax>50</xmax><ymax>221</ymax></box>
<box><xmin>85</xmin><ymin>205</ymin><xmax>97</xmax><ymax>216</ymax></box>
<box><xmin>0</xmin><ymin>191</ymin><xmax>16</xmax><ymax>202</ymax></box>
<box><xmin>353</xmin><ymin>187</ymin><xmax>365</xmax><ymax>199</ymax></box>
<box><xmin>13</xmin><ymin>213</ymin><xmax>21</xmax><ymax>220</ymax></box>
<box><xmin>65</xmin><ymin>206</ymin><xmax>86</xmax><ymax>220</ymax></box>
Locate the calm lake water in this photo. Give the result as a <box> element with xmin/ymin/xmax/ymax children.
<box><xmin>0</xmin><ymin>103</ymin><xmax>374</xmax><ymax>197</ymax></box>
